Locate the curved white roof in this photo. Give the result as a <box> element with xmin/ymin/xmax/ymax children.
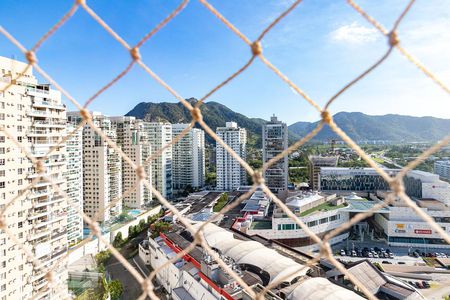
<box><xmin>288</xmin><ymin>278</ymin><xmax>365</xmax><ymax>300</ymax></box>
<box><xmin>195</xmin><ymin>223</ymin><xmax>310</xmax><ymax>284</ymax></box>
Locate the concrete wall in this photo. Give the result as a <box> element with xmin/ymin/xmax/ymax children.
<box><xmin>68</xmin><ymin>205</ymin><xmax>161</xmax><ymax>265</ymax></box>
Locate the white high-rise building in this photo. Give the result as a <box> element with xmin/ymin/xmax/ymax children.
<box><xmin>0</xmin><ymin>56</ymin><xmax>68</xmax><ymax>299</ymax></box>
<box><xmin>68</xmin><ymin>112</ymin><xmax>122</xmax><ymax>223</ymax></box>
<box><xmin>110</xmin><ymin>116</ymin><xmax>152</xmax><ymax>208</ymax></box>
<box><xmin>172</xmin><ymin>124</ymin><xmax>205</xmax><ymax>192</ymax></box>
<box><xmin>64</xmin><ymin>125</ymin><xmax>83</xmax><ymax>244</ymax></box>
<box><xmin>143</xmin><ymin>122</ymin><xmax>173</xmax><ymax>199</ymax></box>
<box><xmin>435</xmin><ymin>160</ymin><xmax>450</xmax><ymax>181</ymax></box>
<box><xmin>263</xmin><ymin>115</ymin><xmax>288</xmax><ymax>192</ymax></box>
<box><xmin>216</xmin><ymin>122</ymin><xmax>247</xmax><ymax>191</ymax></box>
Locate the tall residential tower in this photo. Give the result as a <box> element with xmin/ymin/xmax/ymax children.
<box><xmin>216</xmin><ymin>122</ymin><xmax>247</xmax><ymax>191</ymax></box>
<box><xmin>143</xmin><ymin>122</ymin><xmax>173</xmax><ymax>199</ymax></box>
<box><xmin>0</xmin><ymin>56</ymin><xmax>69</xmax><ymax>299</ymax></box>
<box><xmin>172</xmin><ymin>124</ymin><xmax>205</xmax><ymax>192</ymax></box>
<box><xmin>67</xmin><ymin>112</ymin><xmax>123</xmax><ymax>223</ymax></box>
<box><xmin>110</xmin><ymin>116</ymin><xmax>152</xmax><ymax>208</ymax></box>
<box><xmin>262</xmin><ymin>115</ymin><xmax>288</xmax><ymax>192</ymax></box>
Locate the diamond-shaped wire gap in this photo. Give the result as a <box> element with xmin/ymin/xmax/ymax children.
<box><xmin>24</xmin><ymin>7</ymin><xmax>134</xmax><ymax>111</ymax></box>
<box><xmin>134</xmin><ymin>2</ymin><xmax>254</xmax><ymax>109</ymax></box>
<box><xmin>322</xmin><ymin>49</ymin><xmax>449</xmax><ymax>128</ymax></box>
<box><xmin>347</xmin><ymin>0</ymin><xmax>450</xmax><ymax>94</ymax></box>
<box><xmin>0</xmin><ymin>1</ymin><xmax>79</xmax><ymax>50</ymax></box>
<box><xmin>193</xmin><ymin>54</ymin><xmax>322</xmax><ymax>143</ymax></box>
<box><xmin>198</xmin><ymin>0</ymin><xmax>322</xmax><ymax>112</ymax></box>
<box><xmin>79</xmin><ymin>0</ymin><xmax>187</xmax><ymax>48</ymax></box>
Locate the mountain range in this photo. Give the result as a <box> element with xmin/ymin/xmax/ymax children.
<box><xmin>126</xmin><ymin>99</ymin><xmax>450</xmax><ymax>145</ymax></box>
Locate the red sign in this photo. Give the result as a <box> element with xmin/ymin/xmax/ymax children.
<box><xmin>414</xmin><ymin>229</ymin><xmax>432</xmax><ymax>234</ymax></box>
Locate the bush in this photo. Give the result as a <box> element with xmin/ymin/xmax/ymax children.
<box><xmin>107</xmin><ymin>280</ymin><xmax>123</xmax><ymax>300</ymax></box>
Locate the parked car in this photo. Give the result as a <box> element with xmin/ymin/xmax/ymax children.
<box><xmin>408</xmin><ymin>281</ymin><xmax>414</xmax><ymax>286</ymax></box>
<box><xmin>413</xmin><ymin>252</ymin><xmax>420</xmax><ymax>258</ymax></box>
<box><xmin>340</xmin><ymin>249</ymin><xmax>346</xmax><ymax>256</ymax></box>
<box><xmin>440</xmin><ymin>253</ymin><xmax>447</xmax><ymax>258</ymax></box>
<box><xmin>389</xmin><ymin>252</ymin><xmax>394</xmax><ymax>259</ymax></box>
<box><xmin>373</xmin><ymin>252</ymin><xmax>379</xmax><ymax>258</ymax></box>
<box><xmin>422</xmin><ymin>281</ymin><xmax>430</xmax><ymax>288</ymax></box>
<box><xmin>352</xmin><ymin>250</ymin><xmax>357</xmax><ymax>257</ymax></box>
<box><xmin>368</xmin><ymin>252</ymin><xmax>373</xmax><ymax>258</ymax></box>
<box><xmin>415</xmin><ymin>282</ymin><xmax>423</xmax><ymax>289</ymax></box>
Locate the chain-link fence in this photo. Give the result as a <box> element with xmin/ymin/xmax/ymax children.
<box><xmin>0</xmin><ymin>0</ymin><xmax>449</xmax><ymax>299</ymax></box>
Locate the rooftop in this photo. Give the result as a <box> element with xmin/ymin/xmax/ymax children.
<box><xmin>250</xmin><ymin>220</ymin><xmax>273</xmax><ymax>230</ymax></box>
<box><xmin>300</xmin><ymin>202</ymin><xmax>347</xmax><ymax>217</ymax></box>
<box><xmin>343</xmin><ymin>200</ymin><xmax>390</xmax><ymax>213</ymax></box>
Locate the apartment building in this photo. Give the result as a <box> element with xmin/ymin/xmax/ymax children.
<box><xmin>110</xmin><ymin>116</ymin><xmax>152</xmax><ymax>208</ymax></box>
<box><xmin>435</xmin><ymin>160</ymin><xmax>450</xmax><ymax>181</ymax></box>
<box><xmin>262</xmin><ymin>115</ymin><xmax>288</xmax><ymax>192</ymax></box>
<box><xmin>172</xmin><ymin>124</ymin><xmax>205</xmax><ymax>192</ymax></box>
<box><xmin>64</xmin><ymin>125</ymin><xmax>83</xmax><ymax>244</ymax></box>
<box><xmin>216</xmin><ymin>122</ymin><xmax>247</xmax><ymax>191</ymax></box>
<box><xmin>67</xmin><ymin>112</ymin><xmax>122</xmax><ymax>223</ymax></box>
<box><xmin>143</xmin><ymin>122</ymin><xmax>173</xmax><ymax>199</ymax></box>
<box><xmin>0</xmin><ymin>56</ymin><xmax>68</xmax><ymax>299</ymax></box>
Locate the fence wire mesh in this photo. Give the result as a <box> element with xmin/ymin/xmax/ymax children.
<box><xmin>0</xmin><ymin>0</ymin><xmax>449</xmax><ymax>299</ymax></box>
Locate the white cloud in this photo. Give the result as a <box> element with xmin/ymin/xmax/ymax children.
<box><xmin>330</xmin><ymin>22</ymin><xmax>380</xmax><ymax>44</ymax></box>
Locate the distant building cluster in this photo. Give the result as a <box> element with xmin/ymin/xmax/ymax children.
<box><xmin>435</xmin><ymin>160</ymin><xmax>450</xmax><ymax>181</ymax></box>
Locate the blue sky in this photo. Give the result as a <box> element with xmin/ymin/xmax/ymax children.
<box><xmin>1</xmin><ymin>0</ymin><xmax>449</xmax><ymax>124</ymax></box>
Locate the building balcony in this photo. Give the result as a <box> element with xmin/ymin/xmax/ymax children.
<box><xmin>33</xmin><ymin>120</ymin><xmax>66</xmax><ymax>128</ymax></box>
<box><xmin>32</xmin><ymin>100</ymin><xmax>65</xmax><ymax>110</ymax></box>
<box><xmin>29</xmin><ymin>189</ymin><xmax>51</xmax><ymax>199</ymax></box>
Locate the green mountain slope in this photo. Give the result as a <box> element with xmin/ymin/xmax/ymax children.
<box><xmin>289</xmin><ymin>112</ymin><xmax>450</xmax><ymax>142</ymax></box>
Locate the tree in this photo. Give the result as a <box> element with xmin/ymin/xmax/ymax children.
<box><xmin>138</xmin><ymin>219</ymin><xmax>146</xmax><ymax>231</ymax></box>
<box><xmin>128</xmin><ymin>225</ymin><xmax>136</xmax><ymax>239</ymax></box>
<box><xmin>113</xmin><ymin>232</ymin><xmax>124</xmax><ymax>248</ymax></box>
<box><xmin>95</xmin><ymin>250</ymin><xmax>111</xmax><ymax>267</ymax></box>
<box><xmin>107</xmin><ymin>280</ymin><xmax>123</xmax><ymax>300</ymax></box>
<box><xmin>151</xmin><ymin>221</ymin><xmax>171</xmax><ymax>238</ymax></box>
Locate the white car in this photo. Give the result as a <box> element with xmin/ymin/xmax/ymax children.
<box><xmin>368</xmin><ymin>252</ymin><xmax>373</xmax><ymax>258</ymax></box>
<box><xmin>373</xmin><ymin>253</ymin><xmax>379</xmax><ymax>258</ymax></box>
<box><xmin>340</xmin><ymin>249</ymin><xmax>346</xmax><ymax>256</ymax></box>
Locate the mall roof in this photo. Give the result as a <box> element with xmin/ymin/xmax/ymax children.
<box><xmin>343</xmin><ymin>200</ymin><xmax>390</xmax><ymax>213</ymax></box>
<box><xmin>194</xmin><ymin>223</ymin><xmax>310</xmax><ymax>284</ymax></box>
<box><xmin>287</xmin><ymin>278</ymin><xmax>365</xmax><ymax>300</ymax></box>
<box><xmin>286</xmin><ymin>193</ymin><xmax>323</xmax><ymax>208</ymax></box>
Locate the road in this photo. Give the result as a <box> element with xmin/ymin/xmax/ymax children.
<box><xmin>105</xmin><ymin>230</ymin><xmax>166</xmax><ymax>299</ymax></box>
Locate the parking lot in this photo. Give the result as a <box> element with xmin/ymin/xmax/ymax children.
<box><xmin>332</xmin><ymin>239</ymin><xmax>450</xmax><ymax>266</ymax></box>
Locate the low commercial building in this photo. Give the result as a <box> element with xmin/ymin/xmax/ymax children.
<box><xmin>234</xmin><ymin>192</ymin><xmax>350</xmax><ymax>251</ymax></box>
<box><xmin>320</xmin><ymin>168</ymin><xmax>450</xmax><ymax>206</ymax></box>
<box><xmin>374</xmin><ymin>199</ymin><xmax>450</xmax><ymax>248</ymax></box>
